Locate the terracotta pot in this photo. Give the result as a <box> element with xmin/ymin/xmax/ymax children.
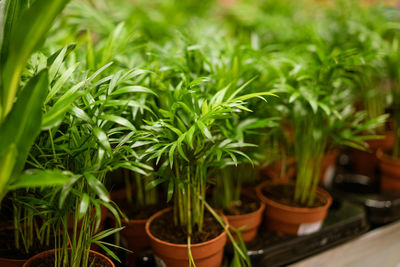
<box><xmin>351</xmin><ymin>132</ymin><xmax>394</xmax><ymax>176</ymax></box>
<box><xmin>0</xmin><ymin>258</ymin><xmax>25</xmax><ymax>267</ymax></box>
<box><xmin>377</xmin><ymin>149</ymin><xmax>400</xmax><ymax>191</ymax></box>
<box><xmin>146</xmin><ymin>208</ymin><xmax>227</xmax><ymax>267</ymax></box>
<box><xmin>22</xmin><ymin>249</ymin><xmax>114</xmax><ymax>267</ymax></box>
<box><xmin>0</xmin><ymin>226</ymin><xmax>26</xmax><ymax>267</ymax></box>
<box><xmin>256</xmin><ymin>181</ymin><xmax>332</xmax><ymax>236</ymax></box>
<box><xmin>110</xmin><ymin>189</ymin><xmax>152</xmax><ymax>266</ymax></box>
<box><xmin>225</xmin><ymin>199</ymin><xmax>265</xmax><ymax>242</ymax></box>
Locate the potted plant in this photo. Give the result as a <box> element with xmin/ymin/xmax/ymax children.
<box><xmin>257</xmin><ymin>47</ymin><xmax>386</xmax><ymax>235</ymax></box>
<box><xmin>138</xmin><ymin>68</ymin><xmax>273</xmax><ymax>265</ymax></box>
<box><xmin>22</xmin><ymin>58</ymin><xmax>154</xmax><ymax>265</ymax></box>
<box><xmin>0</xmin><ymin>0</ymin><xmax>76</xmax><ymax>265</ymax></box>
<box><xmin>377</xmin><ymin>32</ymin><xmax>400</xmax><ymax>191</ymax></box>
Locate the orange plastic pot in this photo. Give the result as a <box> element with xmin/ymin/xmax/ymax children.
<box><xmin>22</xmin><ymin>249</ymin><xmax>114</xmax><ymax>267</ymax></box>
<box><xmin>110</xmin><ymin>189</ymin><xmax>152</xmax><ymax>266</ymax></box>
<box><xmin>351</xmin><ymin>132</ymin><xmax>394</xmax><ymax>176</ymax></box>
<box><xmin>0</xmin><ymin>258</ymin><xmax>25</xmax><ymax>267</ymax></box>
<box><xmin>225</xmin><ymin>200</ymin><xmax>265</xmax><ymax>242</ymax></box>
<box><xmin>146</xmin><ymin>208</ymin><xmax>227</xmax><ymax>267</ymax></box>
<box><xmin>377</xmin><ymin>149</ymin><xmax>400</xmax><ymax>191</ymax></box>
<box><xmin>256</xmin><ymin>182</ymin><xmax>332</xmax><ymax>236</ymax></box>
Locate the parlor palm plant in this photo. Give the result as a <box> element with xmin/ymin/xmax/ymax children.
<box><xmin>279</xmin><ymin>47</ymin><xmax>387</xmax><ymax>206</ymax></box>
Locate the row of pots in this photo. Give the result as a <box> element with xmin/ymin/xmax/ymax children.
<box><xmin>118</xmin><ymin>181</ymin><xmax>332</xmax><ymax>267</ymax></box>
<box><xmin>350</xmin><ymin>131</ymin><xmax>400</xmax><ymax>191</ymax></box>
<box><xmin>0</xmin><ymin>181</ymin><xmax>332</xmax><ymax>267</ymax></box>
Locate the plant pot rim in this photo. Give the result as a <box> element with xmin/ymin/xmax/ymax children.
<box><xmin>256</xmin><ymin>181</ymin><xmax>332</xmax><ymax>213</ymax></box>
<box><xmin>376</xmin><ymin>148</ymin><xmax>400</xmax><ymax>162</ymax></box>
<box><xmin>123</xmin><ymin>217</ymin><xmax>147</xmax><ymax>224</ymax></box>
<box><xmin>224</xmin><ymin>196</ymin><xmax>266</xmax><ymax>220</ymax></box>
<box><xmin>22</xmin><ymin>249</ymin><xmax>115</xmax><ymax>267</ymax></box>
<box><xmin>145</xmin><ymin>207</ymin><xmax>227</xmax><ymax>249</ymax></box>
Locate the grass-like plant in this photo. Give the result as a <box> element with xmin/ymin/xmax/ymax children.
<box><xmin>275</xmin><ymin>46</ymin><xmax>387</xmax><ymax>206</ymax></box>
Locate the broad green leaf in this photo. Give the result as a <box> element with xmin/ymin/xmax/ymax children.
<box><xmin>93</xmin><ymin>127</ymin><xmax>112</xmax><ymax>155</ymax></box>
<box><xmin>78</xmin><ymin>193</ymin><xmax>90</xmax><ymax>220</ymax></box>
<box><xmin>8</xmin><ymin>169</ymin><xmax>71</xmax><ymax>190</ymax></box>
<box><xmin>197</xmin><ymin>120</ymin><xmax>212</xmax><ymax>140</ymax></box>
<box><xmin>99</xmin><ymin>114</ymin><xmax>136</xmax><ymax>131</ymax></box>
<box><xmin>1</xmin><ymin>0</ymin><xmax>70</xmax><ymax>119</ymax></box>
<box><xmin>0</xmin><ymin>70</ymin><xmax>48</xmax><ymax>191</ymax></box>
<box><xmin>110</xmin><ymin>85</ymin><xmax>157</xmax><ymax>96</ymax></box>
<box><xmin>146</xmin><ymin>178</ymin><xmax>167</xmax><ymax>190</ymax></box>
<box><xmin>42</xmin><ymin>91</ymin><xmax>85</xmax><ymax>130</ymax></box>
<box><xmin>85</xmin><ymin>173</ymin><xmax>110</xmax><ymax>202</ymax></box>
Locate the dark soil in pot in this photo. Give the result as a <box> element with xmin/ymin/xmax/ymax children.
<box><xmin>261</xmin><ymin>184</ymin><xmax>327</xmax><ymax>208</ymax></box>
<box><xmin>0</xmin><ymin>227</ymin><xmax>54</xmax><ymax>260</ymax></box>
<box><xmin>149</xmin><ymin>210</ymin><xmax>223</xmax><ymax>244</ymax></box>
<box><xmin>222</xmin><ymin>195</ymin><xmax>260</xmax><ymax>216</ymax></box>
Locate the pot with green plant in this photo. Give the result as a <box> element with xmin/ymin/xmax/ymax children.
<box><xmin>0</xmin><ymin>0</ymin><xmax>76</xmax><ymax>265</ymax></box>
<box><xmin>377</xmin><ymin>33</ymin><xmax>400</xmax><ymax>191</ymax></box>
<box><xmin>140</xmin><ymin>75</ymin><xmax>271</xmax><ymax>266</ymax></box>
<box><xmin>257</xmin><ymin>47</ymin><xmax>386</xmax><ymax>235</ymax></box>
<box><xmin>210</xmin><ymin>115</ymin><xmax>279</xmax><ymax>242</ymax></box>
<box><xmin>21</xmin><ymin>60</ymin><xmax>156</xmax><ymax>266</ymax></box>
<box><xmin>109</xmin><ymin>169</ymin><xmax>162</xmax><ymax>266</ymax></box>
<box><xmin>212</xmin><ymin>163</ymin><xmax>265</xmax><ymax>243</ymax></box>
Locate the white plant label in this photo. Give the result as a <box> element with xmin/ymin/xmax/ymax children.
<box><xmin>297</xmin><ymin>221</ymin><xmax>323</xmax><ymax>236</ymax></box>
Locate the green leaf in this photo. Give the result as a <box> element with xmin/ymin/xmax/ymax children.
<box><xmin>78</xmin><ymin>193</ymin><xmax>90</xmax><ymax>220</ymax></box>
<box><xmin>93</xmin><ymin>127</ymin><xmax>112</xmax><ymax>155</ymax></box>
<box><xmin>197</xmin><ymin>120</ymin><xmax>212</xmax><ymax>140</ymax></box>
<box><xmin>186</xmin><ymin>125</ymin><xmax>196</xmax><ymax>149</ymax></box>
<box><xmin>0</xmin><ymin>70</ymin><xmax>48</xmax><ymax>196</ymax></box>
<box><xmin>110</xmin><ymin>85</ymin><xmax>157</xmax><ymax>96</ymax></box>
<box><xmin>146</xmin><ymin>178</ymin><xmax>167</xmax><ymax>190</ymax></box>
<box><xmin>70</xmin><ymin>106</ymin><xmax>92</xmax><ymax>123</ymax></box>
<box><xmin>94</xmin><ymin>242</ymin><xmax>121</xmax><ymax>263</ymax></box>
<box><xmin>1</xmin><ymin>0</ymin><xmax>70</xmax><ymax>118</ymax></box>
<box><xmin>167</xmin><ymin>178</ymin><xmax>174</xmax><ymax>202</ymax></box>
<box><xmin>46</xmin><ymin>43</ymin><xmax>76</xmax><ymax>67</ymax></box>
<box><xmin>169</xmin><ymin>142</ymin><xmax>177</xmax><ymax>167</ymax></box>
<box><xmin>45</xmin><ymin>62</ymin><xmax>79</xmax><ymax>104</ymax></box>
<box><xmin>42</xmin><ymin>91</ymin><xmax>84</xmax><ymax>130</ymax></box>
<box><xmin>99</xmin><ymin>114</ymin><xmax>136</xmax><ymax>131</ymax></box>
<box><xmin>85</xmin><ymin>173</ymin><xmax>110</xmax><ymax>202</ymax></box>
<box><xmin>8</xmin><ymin>169</ymin><xmax>71</xmax><ymax>190</ymax></box>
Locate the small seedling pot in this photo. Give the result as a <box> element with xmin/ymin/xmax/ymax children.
<box><xmin>377</xmin><ymin>149</ymin><xmax>400</xmax><ymax>191</ymax></box>
<box><xmin>145</xmin><ymin>208</ymin><xmax>227</xmax><ymax>267</ymax></box>
<box><xmin>256</xmin><ymin>181</ymin><xmax>332</xmax><ymax>236</ymax></box>
<box><xmin>224</xmin><ymin>194</ymin><xmax>265</xmax><ymax>243</ymax></box>
<box><xmin>22</xmin><ymin>249</ymin><xmax>115</xmax><ymax>267</ymax></box>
